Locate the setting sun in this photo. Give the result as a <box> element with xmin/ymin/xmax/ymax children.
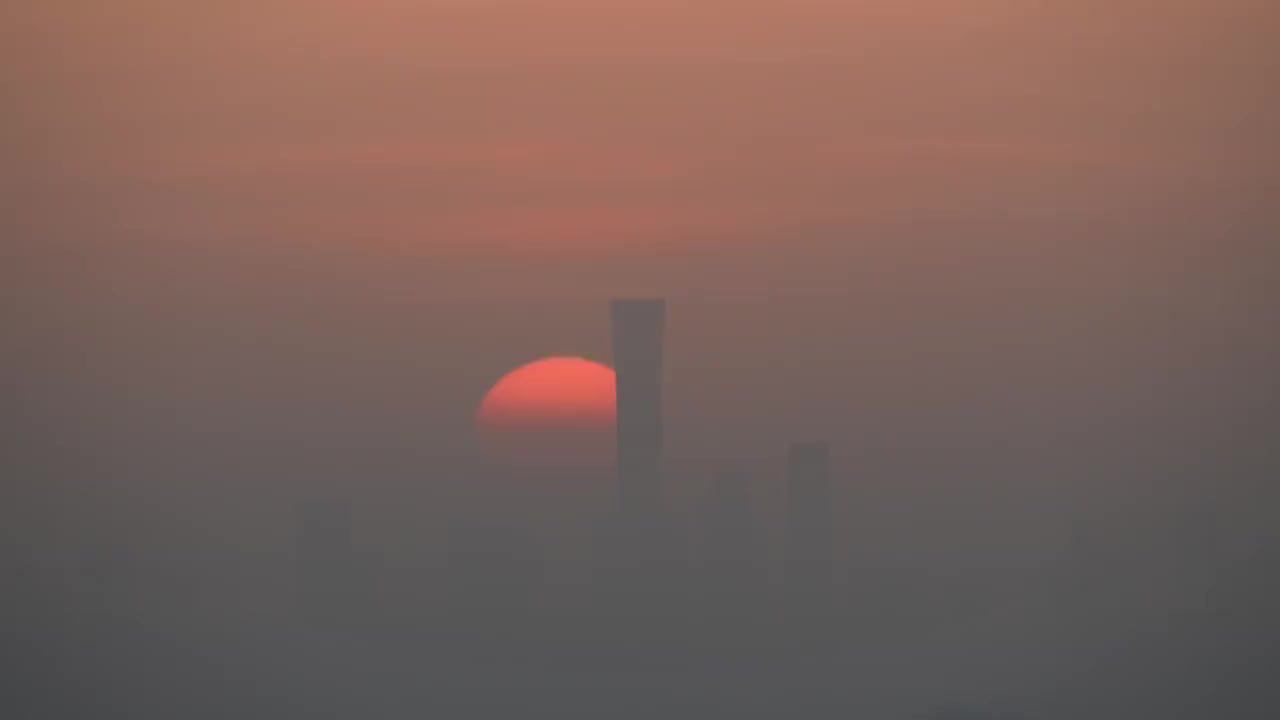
<box><xmin>477</xmin><ymin>356</ymin><xmax>617</xmax><ymax>471</ymax></box>
<box><xmin>478</xmin><ymin>356</ymin><xmax>617</xmax><ymax>431</ymax></box>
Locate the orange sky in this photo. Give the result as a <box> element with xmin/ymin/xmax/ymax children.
<box><xmin>8</xmin><ymin>1</ymin><xmax>1274</xmax><ymax>269</ymax></box>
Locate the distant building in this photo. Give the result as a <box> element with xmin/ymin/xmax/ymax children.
<box><xmin>590</xmin><ymin>503</ymin><xmax>688</xmax><ymax>624</ymax></box>
<box><xmin>610</xmin><ymin>299</ymin><xmax>667</xmax><ymax>510</ymax></box>
<box><xmin>298</xmin><ymin>498</ymin><xmax>352</xmax><ymax>559</ymax></box>
<box><xmin>595</xmin><ymin>299</ymin><xmax>687</xmax><ymax>619</ymax></box>
<box><xmin>295</xmin><ymin>497</ymin><xmax>358</xmax><ymax>618</ymax></box>
<box><xmin>785</xmin><ymin>442</ymin><xmax>834</xmax><ymax>596</ymax></box>
<box><xmin>444</xmin><ymin>524</ymin><xmax>545</xmax><ymax>621</ymax></box>
<box><xmin>696</xmin><ymin>469</ymin><xmax>766</xmax><ymax>605</ymax></box>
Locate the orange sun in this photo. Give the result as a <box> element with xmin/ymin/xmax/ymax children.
<box><xmin>477</xmin><ymin>356</ymin><xmax>616</xmax><ymax>469</ymax></box>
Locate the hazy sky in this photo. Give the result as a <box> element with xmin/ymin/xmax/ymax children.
<box><xmin>6</xmin><ymin>2</ymin><xmax>1277</xmax><ymax>555</ymax></box>
<box><xmin>9</xmin><ymin>2</ymin><xmax>1274</xmax><ymax>268</ymax></box>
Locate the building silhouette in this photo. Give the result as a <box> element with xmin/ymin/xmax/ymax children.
<box><xmin>610</xmin><ymin>298</ymin><xmax>666</xmax><ymax>510</ymax></box>
<box><xmin>785</xmin><ymin>442</ymin><xmax>834</xmax><ymax>599</ymax></box>
<box><xmin>295</xmin><ymin>496</ymin><xmax>358</xmax><ymax>620</ymax></box>
<box><xmin>593</xmin><ymin>299</ymin><xmax>686</xmax><ymax>623</ymax></box>
<box><xmin>695</xmin><ymin>469</ymin><xmax>766</xmax><ymax>613</ymax></box>
<box><xmin>443</xmin><ymin>523</ymin><xmax>545</xmax><ymax>624</ymax></box>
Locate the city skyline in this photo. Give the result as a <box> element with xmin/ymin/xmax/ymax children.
<box><xmin>6</xmin><ymin>2</ymin><xmax>1275</xmax><ymax>718</ymax></box>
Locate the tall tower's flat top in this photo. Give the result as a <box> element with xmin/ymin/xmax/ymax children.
<box><xmin>788</xmin><ymin>442</ymin><xmax>830</xmax><ymax>464</ymax></box>
<box><xmin>610</xmin><ymin>298</ymin><xmax>666</xmax><ymax>510</ymax></box>
<box><xmin>610</xmin><ymin>298</ymin><xmax>666</xmax><ymax>316</ymax></box>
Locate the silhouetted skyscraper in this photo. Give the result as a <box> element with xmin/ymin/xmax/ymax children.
<box><xmin>594</xmin><ymin>299</ymin><xmax>687</xmax><ymax>623</ymax></box>
<box><xmin>785</xmin><ymin>442</ymin><xmax>833</xmax><ymax>596</ymax></box>
<box><xmin>610</xmin><ymin>298</ymin><xmax>666</xmax><ymax>509</ymax></box>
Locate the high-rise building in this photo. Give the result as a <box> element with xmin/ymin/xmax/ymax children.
<box><xmin>594</xmin><ymin>299</ymin><xmax>686</xmax><ymax>620</ymax></box>
<box><xmin>610</xmin><ymin>299</ymin><xmax>666</xmax><ymax>509</ymax></box>
<box><xmin>785</xmin><ymin>442</ymin><xmax>833</xmax><ymax>594</ymax></box>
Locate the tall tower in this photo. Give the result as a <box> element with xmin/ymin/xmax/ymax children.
<box><xmin>785</xmin><ymin>442</ymin><xmax>833</xmax><ymax>594</ymax></box>
<box><xmin>610</xmin><ymin>299</ymin><xmax>667</xmax><ymax>509</ymax></box>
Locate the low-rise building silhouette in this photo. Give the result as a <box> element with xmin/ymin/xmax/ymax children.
<box><xmin>696</xmin><ymin>469</ymin><xmax>766</xmax><ymax>607</ymax></box>
<box><xmin>785</xmin><ymin>442</ymin><xmax>834</xmax><ymax>599</ymax></box>
<box><xmin>295</xmin><ymin>496</ymin><xmax>359</xmax><ymax>620</ymax></box>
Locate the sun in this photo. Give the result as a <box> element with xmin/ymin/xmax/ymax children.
<box><xmin>478</xmin><ymin>356</ymin><xmax>616</xmax><ymax>430</ymax></box>
<box><xmin>477</xmin><ymin>356</ymin><xmax>616</xmax><ymax>469</ymax></box>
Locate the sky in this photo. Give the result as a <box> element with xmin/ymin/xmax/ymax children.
<box><xmin>9</xmin><ymin>2</ymin><xmax>1274</xmax><ymax>266</ymax></box>
<box><xmin>6</xmin><ymin>0</ymin><xmax>1278</xmax><ymax>558</ymax></box>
